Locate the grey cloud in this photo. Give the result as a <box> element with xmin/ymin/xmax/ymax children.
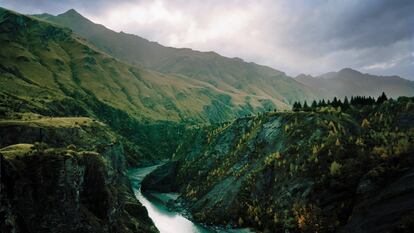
<box><xmin>265</xmin><ymin>0</ymin><xmax>414</xmax><ymax>53</ymax></box>
<box><xmin>0</xmin><ymin>0</ymin><xmax>413</xmax><ymax>79</ymax></box>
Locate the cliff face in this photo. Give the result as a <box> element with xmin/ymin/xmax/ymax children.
<box><xmin>0</xmin><ymin>118</ymin><xmax>115</xmax><ymax>150</ymax></box>
<box><xmin>0</xmin><ymin>117</ymin><xmax>158</xmax><ymax>233</ymax></box>
<box><xmin>0</xmin><ymin>116</ymin><xmax>160</xmax><ymax>166</ymax></box>
<box><xmin>1</xmin><ymin>145</ymin><xmax>157</xmax><ymax>233</ymax></box>
<box><xmin>144</xmin><ymin>97</ymin><xmax>414</xmax><ymax>232</ymax></box>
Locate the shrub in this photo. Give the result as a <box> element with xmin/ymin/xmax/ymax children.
<box><xmin>67</xmin><ymin>144</ymin><xmax>77</xmax><ymax>151</ymax></box>
<box><xmin>330</xmin><ymin>161</ymin><xmax>342</xmax><ymax>176</ymax></box>
<box><xmin>32</xmin><ymin>142</ymin><xmax>48</xmax><ymax>152</ymax></box>
<box><xmin>361</xmin><ymin>118</ymin><xmax>370</xmax><ymax>128</ymax></box>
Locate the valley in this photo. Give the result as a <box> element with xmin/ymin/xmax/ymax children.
<box><xmin>1</xmin><ymin>5</ymin><xmax>413</xmax><ymax>233</ymax></box>
<box><xmin>129</xmin><ymin>165</ymin><xmax>213</xmax><ymax>233</ymax></box>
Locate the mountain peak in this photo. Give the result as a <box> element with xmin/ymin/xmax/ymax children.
<box><xmin>295</xmin><ymin>73</ymin><xmax>314</xmax><ymax>80</ymax></box>
<box><xmin>59</xmin><ymin>9</ymin><xmax>83</xmax><ymax>17</ymax></box>
<box><xmin>56</xmin><ymin>9</ymin><xmax>94</xmax><ymax>25</ymax></box>
<box><xmin>338</xmin><ymin>67</ymin><xmax>361</xmax><ymax>75</ymax></box>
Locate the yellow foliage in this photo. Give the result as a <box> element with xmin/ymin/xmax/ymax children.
<box><xmin>361</xmin><ymin>118</ymin><xmax>370</xmax><ymax>128</ymax></box>
<box><xmin>273</xmin><ymin>213</ymin><xmax>279</xmax><ymax>224</ymax></box>
<box><xmin>335</xmin><ymin>138</ymin><xmax>341</xmax><ymax>146</ymax></box>
<box><xmin>284</xmin><ymin>124</ymin><xmax>290</xmax><ymax>132</ymax></box>
<box><xmin>265</xmin><ymin>151</ymin><xmax>281</xmax><ymax>165</ymax></box>
<box><xmin>372</xmin><ymin>146</ymin><xmax>388</xmax><ymax>159</ymax></box>
<box><xmin>330</xmin><ymin>161</ymin><xmax>342</xmax><ymax>176</ymax></box>
<box><xmin>328</xmin><ymin>121</ymin><xmax>338</xmax><ymax>133</ymax></box>
<box><xmin>238</xmin><ymin>217</ymin><xmax>244</xmax><ymax>226</ymax></box>
<box><xmin>356</xmin><ymin>137</ymin><xmax>364</xmax><ymax>145</ymax></box>
<box><xmin>293</xmin><ymin>203</ymin><xmax>324</xmax><ymax>232</ymax></box>
<box><xmin>312</xmin><ymin>145</ymin><xmax>318</xmax><ymax>155</ymax></box>
<box><xmin>297</xmin><ymin>214</ymin><xmax>306</xmax><ymax>230</ymax></box>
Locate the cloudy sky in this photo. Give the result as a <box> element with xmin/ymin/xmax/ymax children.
<box><xmin>1</xmin><ymin>0</ymin><xmax>413</xmax><ymax>79</ymax></box>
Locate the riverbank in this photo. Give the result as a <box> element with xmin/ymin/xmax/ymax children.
<box><xmin>128</xmin><ymin>165</ymin><xmax>253</xmax><ymax>233</ymax></box>
<box><xmin>128</xmin><ymin>165</ymin><xmax>212</xmax><ymax>233</ymax></box>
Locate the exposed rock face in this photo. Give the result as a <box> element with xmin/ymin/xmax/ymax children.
<box><xmin>0</xmin><ymin>118</ymin><xmax>158</xmax><ymax>233</ymax></box>
<box><xmin>0</xmin><ymin>145</ymin><xmax>158</xmax><ymax>233</ymax></box>
<box><xmin>141</xmin><ymin>161</ymin><xmax>179</xmax><ymax>193</ymax></box>
<box><xmin>339</xmin><ymin>168</ymin><xmax>414</xmax><ymax>233</ymax></box>
<box><xmin>0</xmin><ymin>118</ymin><xmax>116</xmax><ymax>152</ymax></box>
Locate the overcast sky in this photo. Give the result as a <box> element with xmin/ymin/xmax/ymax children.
<box><xmin>1</xmin><ymin>0</ymin><xmax>413</xmax><ymax>79</ymax></box>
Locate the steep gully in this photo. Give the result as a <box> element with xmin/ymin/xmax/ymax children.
<box><xmin>128</xmin><ymin>165</ymin><xmax>252</xmax><ymax>233</ymax></box>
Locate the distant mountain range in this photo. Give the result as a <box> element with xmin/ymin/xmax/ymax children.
<box><xmin>296</xmin><ymin>68</ymin><xmax>414</xmax><ymax>99</ymax></box>
<box><xmin>1</xmin><ymin>7</ymin><xmax>413</xmax><ymax>126</ymax></box>
<box><xmin>34</xmin><ymin>9</ymin><xmax>318</xmax><ymax>107</ymax></box>
<box><xmin>37</xmin><ymin>9</ymin><xmax>414</xmax><ymax>102</ymax></box>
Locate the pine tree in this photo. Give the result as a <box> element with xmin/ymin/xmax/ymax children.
<box><xmin>303</xmin><ymin>101</ymin><xmax>309</xmax><ymax>111</ymax></box>
<box><xmin>377</xmin><ymin>92</ymin><xmax>388</xmax><ymax>104</ymax></box>
<box><xmin>292</xmin><ymin>102</ymin><xmax>298</xmax><ymax>111</ymax></box>
<box><xmin>293</xmin><ymin>102</ymin><xmax>302</xmax><ymax>111</ymax></box>
<box><xmin>350</xmin><ymin>96</ymin><xmax>355</xmax><ymax>105</ymax></box>
<box><xmin>311</xmin><ymin>100</ymin><xmax>317</xmax><ymax>109</ymax></box>
<box><xmin>332</xmin><ymin>97</ymin><xmax>339</xmax><ymax>107</ymax></box>
<box><xmin>343</xmin><ymin>96</ymin><xmax>349</xmax><ymax>106</ymax></box>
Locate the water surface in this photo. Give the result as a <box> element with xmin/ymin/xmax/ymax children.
<box><xmin>129</xmin><ymin>165</ymin><xmax>212</xmax><ymax>233</ymax></box>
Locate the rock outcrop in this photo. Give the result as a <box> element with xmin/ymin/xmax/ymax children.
<box><xmin>339</xmin><ymin>168</ymin><xmax>414</xmax><ymax>233</ymax></box>
<box><xmin>0</xmin><ymin>118</ymin><xmax>159</xmax><ymax>233</ymax></box>
<box><xmin>0</xmin><ymin>144</ymin><xmax>158</xmax><ymax>233</ymax></box>
<box><xmin>141</xmin><ymin>161</ymin><xmax>179</xmax><ymax>193</ymax></box>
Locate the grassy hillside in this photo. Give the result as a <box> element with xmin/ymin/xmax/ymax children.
<box><xmin>0</xmin><ymin>7</ymin><xmax>233</xmax><ymax>122</ymax></box>
<box><xmin>1</xmin><ymin>7</ymin><xmax>291</xmax><ymax>162</ymax></box>
<box><xmin>36</xmin><ymin>9</ymin><xmax>318</xmax><ymax>108</ymax></box>
<box><xmin>296</xmin><ymin>68</ymin><xmax>414</xmax><ymax>99</ymax></box>
<box><xmin>143</xmin><ymin>97</ymin><xmax>414</xmax><ymax>232</ymax></box>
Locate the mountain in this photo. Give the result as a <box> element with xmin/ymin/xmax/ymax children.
<box><xmin>143</xmin><ymin>97</ymin><xmax>414</xmax><ymax>232</ymax></box>
<box><xmin>296</xmin><ymin>68</ymin><xmax>414</xmax><ymax>98</ymax></box>
<box><xmin>35</xmin><ymin>9</ymin><xmax>317</xmax><ymax>108</ymax></box>
<box><xmin>2</xmin><ymin>7</ymin><xmax>263</xmax><ymax>123</ymax></box>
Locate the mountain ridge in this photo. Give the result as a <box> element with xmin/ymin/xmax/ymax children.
<box><xmin>296</xmin><ymin>68</ymin><xmax>414</xmax><ymax>98</ymax></box>
<box><xmin>1</xmin><ymin>7</ymin><xmax>297</xmax><ymax>124</ymax></box>
<box><xmin>34</xmin><ymin>9</ymin><xmax>318</xmax><ymax>106</ymax></box>
<box><xmin>37</xmin><ymin>9</ymin><xmax>414</xmax><ymax>102</ymax></box>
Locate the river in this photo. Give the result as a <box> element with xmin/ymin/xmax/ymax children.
<box><xmin>128</xmin><ymin>165</ymin><xmax>252</xmax><ymax>233</ymax></box>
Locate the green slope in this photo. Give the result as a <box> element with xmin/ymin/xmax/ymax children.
<box><xmin>0</xmin><ymin>8</ymin><xmax>190</xmax><ymax>162</ymax></box>
<box><xmin>1</xmin><ymin>7</ymin><xmax>311</xmax><ymax>127</ymax></box>
<box><xmin>0</xmin><ymin>8</ymin><xmax>219</xmax><ymax>122</ymax></box>
<box><xmin>35</xmin><ymin>9</ymin><xmax>318</xmax><ymax>108</ymax></box>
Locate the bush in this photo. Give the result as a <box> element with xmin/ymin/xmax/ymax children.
<box><xmin>67</xmin><ymin>144</ymin><xmax>77</xmax><ymax>151</ymax></box>
<box><xmin>330</xmin><ymin>161</ymin><xmax>342</xmax><ymax>176</ymax></box>
<box><xmin>32</xmin><ymin>142</ymin><xmax>48</xmax><ymax>152</ymax></box>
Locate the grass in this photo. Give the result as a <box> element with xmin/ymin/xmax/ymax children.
<box><xmin>0</xmin><ymin>117</ymin><xmax>96</xmax><ymax>128</ymax></box>
<box><xmin>24</xmin><ymin>8</ymin><xmax>319</xmax><ymax>122</ymax></box>
<box><xmin>0</xmin><ymin>143</ymin><xmax>33</xmax><ymax>158</ymax></box>
<box><xmin>0</xmin><ymin>11</ymin><xmax>273</xmax><ymax>123</ymax></box>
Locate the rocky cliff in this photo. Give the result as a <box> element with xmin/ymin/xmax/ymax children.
<box><xmin>0</xmin><ymin>117</ymin><xmax>158</xmax><ymax>233</ymax></box>
<box><xmin>144</xmin><ymin>97</ymin><xmax>414</xmax><ymax>232</ymax></box>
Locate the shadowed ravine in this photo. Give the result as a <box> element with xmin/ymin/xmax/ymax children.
<box><xmin>128</xmin><ymin>165</ymin><xmax>253</xmax><ymax>233</ymax></box>
<box><xmin>129</xmin><ymin>165</ymin><xmax>212</xmax><ymax>233</ymax></box>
